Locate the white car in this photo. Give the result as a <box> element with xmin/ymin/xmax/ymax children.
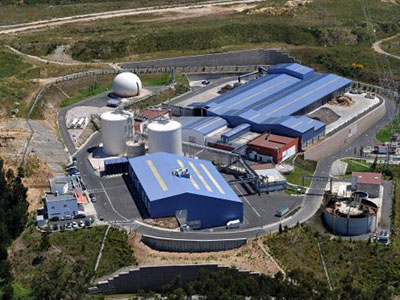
<box><xmin>72</xmin><ymin>222</ymin><xmax>78</xmax><ymax>229</ymax></box>
<box><xmin>79</xmin><ymin>221</ymin><xmax>85</xmax><ymax>227</ymax></box>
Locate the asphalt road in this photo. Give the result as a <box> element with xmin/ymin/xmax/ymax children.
<box><xmin>58</xmin><ymin>68</ymin><xmax>397</xmax><ymax>241</ymax></box>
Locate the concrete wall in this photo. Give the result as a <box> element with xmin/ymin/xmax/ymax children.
<box><xmin>122</xmin><ymin>49</ymin><xmax>295</xmax><ymax>69</ymax></box>
<box><xmin>142</xmin><ymin>235</ymin><xmax>247</xmax><ymax>252</ymax></box>
<box><xmin>304</xmin><ymin>98</ymin><xmax>386</xmax><ymax>160</ymax></box>
<box><xmin>90</xmin><ymin>264</ymin><xmax>259</xmax><ymax>295</ymax></box>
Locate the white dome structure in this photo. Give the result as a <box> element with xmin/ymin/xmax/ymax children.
<box><xmin>112</xmin><ymin>72</ymin><xmax>142</xmax><ymax>97</ymax></box>
<box><xmin>147</xmin><ymin>120</ymin><xmax>182</xmax><ymax>155</ymax></box>
<box><xmin>101</xmin><ymin>110</ymin><xmax>134</xmax><ymax>156</ymax></box>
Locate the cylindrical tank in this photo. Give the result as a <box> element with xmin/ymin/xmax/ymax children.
<box><xmin>101</xmin><ymin>110</ymin><xmax>133</xmax><ymax>156</ymax></box>
<box><xmin>112</xmin><ymin>72</ymin><xmax>142</xmax><ymax>97</ymax></box>
<box><xmin>147</xmin><ymin>120</ymin><xmax>182</xmax><ymax>155</ymax></box>
<box><xmin>126</xmin><ymin>141</ymin><xmax>145</xmax><ymax>157</ymax></box>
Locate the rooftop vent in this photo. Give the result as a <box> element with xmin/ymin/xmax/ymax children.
<box><xmin>172</xmin><ymin>168</ymin><xmax>190</xmax><ymax>178</ymax></box>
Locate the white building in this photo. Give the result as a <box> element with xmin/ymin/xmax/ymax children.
<box><xmin>46</xmin><ymin>192</ymin><xmax>78</xmax><ymax>220</ymax></box>
<box><xmin>175</xmin><ymin>116</ymin><xmax>228</xmax><ymax>145</ymax></box>
<box><xmin>49</xmin><ymin>176</ymin><xmax>69</xmax><ymax>195</ymax></box>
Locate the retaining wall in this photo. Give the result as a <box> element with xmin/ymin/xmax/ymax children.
<box><xmin>142</xmin><ymin>235</ymin><xmax>247</xmax><ymax>252</ymax></box>
<box><xmin>122</xmin><ymin>49</ymin><xmax>295</xmax><ymax>69</ymax></box>
<box><xmin>90</xmin><ymin>264</ymin><xmax>259</xmax><ymax>295</ymax></box>
<box><xmin>304</xmin><ymin>97</ymin><xmax>386</xmax><ymax>161</ymax></box>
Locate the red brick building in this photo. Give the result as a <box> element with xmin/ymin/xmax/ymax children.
<box><xmin>248</xmin><ymin>133</ymin><xmax>299</xmax><ymax>164</ymax></box>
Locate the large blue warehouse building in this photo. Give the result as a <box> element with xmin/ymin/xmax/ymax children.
<box><xmin>129</xmin><ymin>152</ymin><xmax>243</xmax><ymax>229</ymax></box>
<box><xmin>201</xmin><ymin>63</ymin><xmax>352</xmax><ymax>147</ymax></box>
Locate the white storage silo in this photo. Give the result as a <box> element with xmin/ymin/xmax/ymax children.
<box><xmin>147</xmin><ymin>119</ymin><xmax>182</xmax><ymax>155</ymax></box>
<box><xmin>101</xmin><ymin>110</ymin><xmax>134</xmax><ymax>156</ymax></box>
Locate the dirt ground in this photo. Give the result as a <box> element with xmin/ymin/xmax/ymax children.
<box><xmin>247</xmin><ymin>0</ymin><xmax>313</xmax><ymax>15</ymax></box>
<box><xmin>308</xmin><ymin>107</ymin><xmax>340</xmax><ymax>125</ymax></box>
<box><xmin>129</xmin><ymin>234</ymin><xmax>281</xmax><ymax>276</ymax></box>
<box><xmin>0</xmin><ymin>118</ymin><xmax>67</xmax><ymax>210</ymax></box>
<box><xmin>143</xmin><ymin>217</ymin><xmax>179</xmax><ymax>229</ymax></box>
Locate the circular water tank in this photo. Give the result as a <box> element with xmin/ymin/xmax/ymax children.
<box><xmin>147</xmin><ymin>120</ymin><xmax>182</xmax><ymax>155</ymax></box>
<box><xmin>112</xmin><ymin>72</ymin><xmax>142</xmax><ymax>97</ymax></box>
<box><xmin>101</xmin><ymin>111</ymin><xmax>132</xmax><ymax>156</ymax></box>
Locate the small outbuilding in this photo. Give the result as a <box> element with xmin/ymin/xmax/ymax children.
<box><xmin>351</xmin><ymin>172</ymin><xmax>382</xmax><ymax>198</ymax></box>
<box><xmin>248</xmin><ymin>133</ymin><xmax>299</xmax><ymax>164</ymax></box>
<box><xmin>128</xmin><ymin>152</ymin><xmax>243</xmax><ymax>229</ymax></box>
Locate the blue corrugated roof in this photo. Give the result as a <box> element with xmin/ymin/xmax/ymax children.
<box><xmin>267</xmin><ymin>116</ymin><xmax>325</xmax><ymax>134</ymax></box>
<box><xmin>104</xmin><ymin>157</ymin><xmax>128</xmax><ymax>165</ymax></box>
<box><xmin>175</xmin><ymin>116</ymin><xmax>227</xmax><ymax>135</ymax></box>
<box><xmin>129</xmin><ymin>152</ymin><xmax>241</xmax><ymax>203</ymax></box>
<box><xmin>202</xmin><ymin>63</ymin><xmax>351</xmax><ymax>139</ymax></box>
<box><xmin>221</xmin><ymin>123</ymin><xmax>251</xmax><ymax>139</ymax></box>
<box><xmin>268</xmin><ymin>63</ymin><xmax>314</xmax><ymax>79</ymax></box>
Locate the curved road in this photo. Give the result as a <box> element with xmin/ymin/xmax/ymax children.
<box><xmin>58</xmin><ymin>84</ymin><xmax>395</xmax><ymax>240</ymax></box>
<box><xmin>372</xmin><ymin>33</ymin><xmax>400</xmax><ymax>60</ymax></box>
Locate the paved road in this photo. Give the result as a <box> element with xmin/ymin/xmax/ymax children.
<box><xmin>57</xmin><ymin>62</ymin><xmax>397</xmax><ymax>241</ymax></box>
<box><xmin>62</xmin><ymin>98</ymin><xmax>394</xmax><ymax>241</ymax></box>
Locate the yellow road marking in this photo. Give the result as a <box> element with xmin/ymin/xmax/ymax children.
<box><xmin>188</xmin><ymin>161</ymin><xmax>212</xmax><ymax>192</ymax></box>
<box><xmin>176</xmin><ymin>159</ymin><xmax>200</xmax><ymax>190</ymax></box>
<box><xmin>147</xmin><ymin>160</ymin><xmax>168</xmax><ymax>192</ymax></box>
<box><xmin>200</xmin><ymin>163</ymin><xmax>225</xmax><ymax>194</ymax></box>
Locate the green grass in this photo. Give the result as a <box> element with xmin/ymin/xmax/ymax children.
<box><xmin>376</xmin><ymin>125</ymin><xmax>395</xmax><ymax>143</ymax></box>
<box><xmin>59</xmin><ymin>82</ymin><xmax>111</xmax><ymax>108</ymax></box>
<box><xmin>141</xmin><ymin>73</ymin><xmax>174</xmax><ymax>86</ymax></box>
<box><xmin>0</xmin><ymin>46</ymin><xmax>35</xmax><ymax>115</ymax></box>
<box><xmin>11</xmin><ymin>282</ymin><xmax>33</xmax><ymax>300</ymax></box>
<box><xmin>267</xmin><ymin>164</ymin><xmax>400</xmax><ymax>296</ymax></box>
<box><xmin>95</xmin><ymin>227</ymin><xmax>136</xmax><ymax>278</ymax></box>
<box><xmin>284</xmin><ymin>166</ymin><xmax>312</xmax><ymax>187</ymax></box>
<box><xmin>125</xmin><ymin>74</ymin><xmax>189</xmax><ymax>110</ymax></box>
<box><xmin>284</xmin><ymin>155</ymin><xmax>317</xmax><ymax>187</ymax></box>
<box><xmin>11</xmin><ymin>225</ymin><xmax>135</xmax><ymax>294</ymax></box>
<box><xmin>342</xmin><ymin>159</ymin><xmax>371</xmax><ymax>174</ymax></box>
<box><xmin>376</xmin><ymin>111</ymin><xmax>400</xmax><ymax>143</ymax></box>
<box><xmin>285</xmin><ymin>186</ymin><xmax>305</xmax><ymax>195</ymax></box>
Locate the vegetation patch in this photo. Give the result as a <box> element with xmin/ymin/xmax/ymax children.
<box><xmin>10</xmin><ymin>225</ymin><xmax>135</xmax><ymax>299</ymax></box>
<box><xmin>376</xmin><ymin>112</ymin><xmax>400</xmax><ymax>143</ymax></box>
<box><xmin>95</xmin><ymin>227</ymin><xmax>136</xmax><ymax>278</ymax></box>
<box><xmin>268</xmin><ymin>163</ymin><xmax>400</xmax><ymax>298</ymax></box>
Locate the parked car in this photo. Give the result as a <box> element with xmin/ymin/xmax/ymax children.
<box><xmin>89</xmin><ymin>193</ymin><xmax>97</xmax><ymax>203</ymax></box>
<box><xmin>72</xmin><ymin>221</ymin><xmax>78</xmax><ymax>229</ymax></box>
<box><xmin>79</xmin><ymin>221</ymin><xmax>85</xmax><ymax>227</ymax></box>
<box><xmin>66</xmin><ymin>223</ymin><xmax>73</xmax><ymax>230</ymax></box>
<box><xmin>226</xmin><ymin>219</ymin><xmax>240</xmax><ymax>229</ymax></box>
<box><xmin>201</xmin><ymin>80</ymin><xmax>210</xmax><ymax>85</ymax></box>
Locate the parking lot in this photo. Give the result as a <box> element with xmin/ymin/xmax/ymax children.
<box><xmin>47</xmin><ymin>215</ymin><xmax>95</xmax><ymax>231</ymax></box>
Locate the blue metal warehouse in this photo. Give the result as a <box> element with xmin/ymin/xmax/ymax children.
<box><xmin>201</xmin><ymin>63</ymin><xmax>352</xmax><ymax>147</ymax></box>
<box><xmin>128</xmin><ymin>152</ymin><xmax>243</xmax><ymax>229</ymax></box>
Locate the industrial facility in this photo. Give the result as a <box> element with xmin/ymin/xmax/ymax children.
<box><xmin>324</xmin><ymin>191</ymin><xmax>378</xmax><ymax>236</ymax></box>
<box><xmin>171</xmin><ymin>63</ymin><xmax>351</xmax><ymax>148</ymax></box>
<box><xmin>128</xmin><ymin>152</ymin><xmax>243</xmax><ymax>229</ymax></box>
